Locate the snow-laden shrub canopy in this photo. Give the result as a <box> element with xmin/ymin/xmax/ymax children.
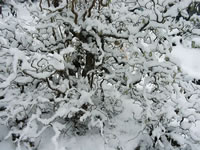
<box><xmin>1</xmin><ymin>0</ymin><xmax>200</xmax><ymax>150</ymax></box>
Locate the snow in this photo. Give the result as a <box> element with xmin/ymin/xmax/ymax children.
<box><xmin>172</xmin><ymin>44</ymin><xmax>200</xmax><ymax>79</ymax></box>
<box><xmin>0</xmin><ymin>125</ymin><xmax>15</xmax><ymax>150</ymax></box>
<box><xmin>5</xmin><ymin>43</ymin><xmax>197</xmax><ymax>150</ymax></box>
<box><xmin>0</xmin><ymin>140</ymin><xmax>15</xmax><ymax>150</ymax></box>
<box><xmin>1</xmin><ymin>1</ymin><xmax>200</xmax><ymax>150</ymax></box>
<box><xmin>171</xmin><ymin>44</ymin><xmax>200</xmax><ymax>147</ymax></box>
<box><xmin>0</xmin><ymin>96</ymin><xmax>143</xmax><ymax>150</ymax></box>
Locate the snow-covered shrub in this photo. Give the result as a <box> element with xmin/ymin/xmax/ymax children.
<box><xmin>1</xmin><ymin>0</ymin><xmax>200</xmax><ymax>150</ymax></box>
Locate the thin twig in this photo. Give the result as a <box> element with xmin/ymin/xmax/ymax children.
<box><xmin>71</xmin><ymin>0</ymin><xmax>78</xmax><ymax>24</ymax></box>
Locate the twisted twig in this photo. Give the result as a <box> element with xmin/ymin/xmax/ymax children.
<box><xmin>71</xmin><ymin>0</ymin><xmax>78</xmax><ymax>24</ymax></box>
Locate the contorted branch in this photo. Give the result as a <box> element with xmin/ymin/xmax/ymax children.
<box><xmin>71</xmin><ymin>0</ymin><xmax>78</xmax><ymax>24</ymax></box>
<box><xmin>47</xmin><ymin>0</ymin><xmax>50</xmax><ymax>7</ymax></box>
<box><xmin>39</xmin><ymin>0</ymin><xmax>43</xmax><ymax>11</ymax></box>
<box><xmin>82</xmin><ymin>11</ymin><xmax>88</xmax><ymax>22</ymax></box>
<box><xmin>88</xmin><ymin>0</ymin><xmax>96</xmax><ymax>18</ymax></box>
<box><xmin>139</xmin><ymin>19</ymin><xmax>150</xmax><ymax>32</ymax></box>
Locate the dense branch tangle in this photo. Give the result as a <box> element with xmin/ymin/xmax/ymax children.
<box><xmin>1</xmin><ymin>1</ymin><xmax>200</xmax><ymax>150</ymax></box>
<box><xmin>39</xmin><ymin>0</ymin><xmax>111</xmax><ymax>24</ymax></box>
<box><xmin>34</xmin><ymin>0</ymin><xmax>116</xmax><ymax>91</ymax></box>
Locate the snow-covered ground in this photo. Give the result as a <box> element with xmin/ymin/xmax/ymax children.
<box><xmin>172</xmin><ymin>44</ymin><xmax>200</xmax><ymax>79</ymax></box>
<box><xmin>0</xmin><ymin>125</ymin><xmax>15</xmax><ymax>150</ymax></box>
<box><xmin>0</xmin><ymin>98</ymin><xmax>143</xmax><ymax>150</ymax></box>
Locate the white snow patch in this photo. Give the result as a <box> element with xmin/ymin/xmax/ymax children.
<box><xmin>0</xmin><ymin>125</ymin><xmax>15</xmax><ymax>150</ymax></box>
<box><xmin>172</xmin><ymin>44</ymin><xmax>200</xmax><ymax>79</ymax></box>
